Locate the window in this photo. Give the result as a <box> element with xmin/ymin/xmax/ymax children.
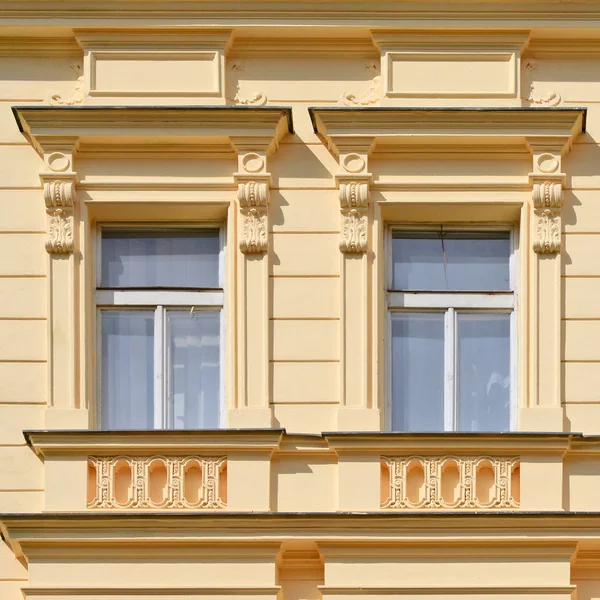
<box><xmin>96</xmin><ymin>227</ymin><xmax>224</xmax><ymax>430</ymax></box>
<box><xmin>387</xmin><ymin>227</ymin><xmax>516</xmax><ymax>432</ymax></box>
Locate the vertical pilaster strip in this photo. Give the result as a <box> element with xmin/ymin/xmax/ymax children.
<box><xmin>39</xmin><ymin>142</ymin><xmax>84</xmax><ymax>428</ymax></box>
<box><xmin>230</xmin><ymin>145</ymin><xmax>272</xmax><ymax>427</ymax></box>
<box><xmin>523</xmin><ymin>141</ymin><xmax>567</xmax><ymax>432</ymax></box>
<box><xmin>336</xmin><ymin>145</ymin><xmax>379</xmax><ymax>430</ymax></box>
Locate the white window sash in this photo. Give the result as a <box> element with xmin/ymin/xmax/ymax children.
<box><xmin>386</xmin><ymin>225</ymin><xmax>517</xmax><ymax>433</ymax></box>
<box><xmin>388</xmin><ymin>292</ymin><xmax>514</xmax><ymax>310</ymax></box>
<box><xmin>96</xmin><ymin>290</ymin><xmax>223</xmax><ymax>307</ymax></box>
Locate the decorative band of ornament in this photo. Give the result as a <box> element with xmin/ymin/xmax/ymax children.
<box><xmin>381</xmin><ymin>456</ymin><xmax>520</xmax><ymax>510</ymax></box>
<box><xmin>87</xmin><ymin>456</ymin><xmax>227</xmax><ymax>509</ymax></box>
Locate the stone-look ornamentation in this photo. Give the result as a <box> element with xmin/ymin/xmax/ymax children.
<box><xmin>240</xmin><ymin>208</ymin><xmax>268</xmax><ymax>253</ymax></box>
<box><xmin>533</xmin><ymin>209</ymin><xmax>561</xmax><ymax>254</ymax></box>
<box><xmin>341</xmin><ymin>62</ymin><xmax>381</xmax><ymax>106</ymax></box>
<box><xmin>341</xmin><ymin>75</ymin><xmax>381</xmax><ymax>107</ymax></box>
<box><xmin>237</xmin><ymin>179</ymin><xmax>270</xmax><ymax>254</ymax></box>
<box><xmin>230</xmin><ymin>82</ymin><xmax>268</xmax><ymax>106</ymax></box>
<box><xmin>88</xmin><ymin>456</ymin><xmax>226</xmax><ymax>509</ymax></box>
<box><xmin>532</xmin><ymin>180</ymin><xmax>562</xmax><ymax>208</ymax></box>
<box><xmin>339</xmin><ymin>179</ymin><xmax>370</xmax><ymax>253</ymax></box>
<box><xmin>531</xmin><ymin>179</ymin><xmax>563</xmax><ymax>254</ymax></box>
<box><xmin>381</xmin><ymin>456</ymin><xmax>520</xmax><ymax>510</ymax></box>
<box><xmin>522</xmin><ymin>59</ymin><xmax>562</xmax><ymax>107</ymax></box>
<box><xmin>48</xmin><ymin>63</ymin><xmax>84</xmax><ymax>106</ymax></box>
<box><xmin>340</xmin><ymin>208</ymin><xmax>367</xmax><ymax>253</ymax></box>
<box><xmin>46</xmin><ymin>209</ymin><xmax>73</xmax><ymax>254</ymax></box>
<box><xmin>43</xmin><ymin>179</ymin><xmax>75</xmax><ymax>255</ymax></box>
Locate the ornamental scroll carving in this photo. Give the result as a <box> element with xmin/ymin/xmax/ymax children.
<box><xmin>381</xmin><ymin>456</ymin><xmax>520</xmax><ymax>510</ymax></box>
<box><xmin>339</xmin><ymin>179</ymin><xmax>370</xmax><ymax>254</ymax></box>
<box><xmin>43</xmin><ymin>179</ymin><xmax>75</xmax><ymax>254</ymax></box>
<box><xmin>237</xmin><ymin>178</ymin><xmax>270</xmax><ymax>254</ymax></box>
<box><xmin>88</xmin><ymin>456</ymin><xmax>226</xmax><ymax>509</ymax></box>
<box><xmin>532</xmin><ymin>179</ymin><xmax>563</xmax><ymax>255</ymax></box>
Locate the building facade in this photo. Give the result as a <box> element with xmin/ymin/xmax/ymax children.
<box><xmin>2</xmin><ymin>1</ymin><xmax>600</xmax><ymax>600</ymax></box>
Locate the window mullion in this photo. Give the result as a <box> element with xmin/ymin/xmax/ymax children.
<box><xmin>444</xmin><ymin>307</ymin><xmax>456</xmax><ymax>432</ymax></box>
<box><xmin>153</xmin><ymin>305</ymin><xmax>164</xmax><ymax>430</ymax></box>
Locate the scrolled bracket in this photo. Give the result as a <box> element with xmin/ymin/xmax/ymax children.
<box><xmin>529</xmin><ymin>149</ymin><xmax>565</xmax><ymax>255</ymax></box>
<box><xmin>235</xmin><ymin>167</ymin><xmax>271</xmax><ymax>254</ymax></box>
<box><xmin>42</xmin><ymin>178</ymin><xmax>76</xmax><ymax>256</ymax></box>
<box><xmin>337</xmin><ymin>174</ymin><xmax>371</xmax><ymax>254</ymax></box>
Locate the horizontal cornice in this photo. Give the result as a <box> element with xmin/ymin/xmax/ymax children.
<box><xmin>25</xmin><ymin>428</ymin><xmax>285</xmax><ymax>457</ymax></box>
<box><xmin>12</xmin><ymin>105</ymin><xmax>294</xmax><ymax>155</ymax></box>
<box><xmin>22</xmin><ymin>429</ymin><xmax>600</xmax><ymax>458</ymax></box>
<box><xmin>309</xmin><ymin>106</ymin><xmax>586</xmax><ymax>155</ymax></box>
<box><xmin>4</xmin><ymin>2</ymin><xmax>600</xmax><ymax>26</ymax></box>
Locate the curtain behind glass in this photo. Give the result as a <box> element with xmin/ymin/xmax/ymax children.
<box><xmin>167</xmin><ymin>310</ymin><xmax>220</xmax><ymax>429</ymax></box>
<box><xmin>391</xmin><ymin>313</ymin><xmax>445</xmax><ymax>432</ymax></box>
<box><xmin>101</xmin><ymin>230</ymin><xmax>220</xmax><ymax>288</ymax></box>
<box><xmin>101</xmin><ymin>311</ymin><xmax>154</xmax><ymax>429</ymax></box>
<box><xmin>392</xmin><ymin>231</ymin><xmax>510</xmax><ymax>291</ymax></box>
<box><xmin>457</xmin><ymin>313</ymin><xmax>510</xmax><ymax>432</ymax></box>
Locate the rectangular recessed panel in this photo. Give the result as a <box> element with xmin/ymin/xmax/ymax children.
<box><xmin>91</xmin><ymin>52</ymin><xmax>220</xmax><ymax>96</ymax></box>
<box><xmin>387</xmin><ymin>52</ymin><xmax>515</xmax><ymax>97</ymax></box>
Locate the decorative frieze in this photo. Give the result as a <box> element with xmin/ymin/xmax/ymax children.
<box><xmin>88</xmin><ymin>456</ymin><xmax>227</xmax><ymax>509</ymax></box>
<box><xmin>381</xmin><ymin>456</ymin><xmax>520</xmax><ymax>510</ymax></box>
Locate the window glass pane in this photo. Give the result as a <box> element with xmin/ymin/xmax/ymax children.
<box><xmin>167</xmin><ymin>310</ymin><xmax>220</xmax><ymax>429</ymax></box>
<box><xmin>457</xmin><ymin>313</ymin><xmax>511</xmax><ymax>432</ymax></box>
<box><xmin>101</xmin><ymin>229</ymin><xmax>220</xmax><ymax>289</ymax></box>
<box><xmin>101</xmin><ymin>311</ymin><xmax>154</xmax><ymax>429</ymax></box>
<box><xmin>392</xmin><ymin>231</ymin><xmax>510</xmax><ymax>291</ymax></box>
<box><xmin>391</xmin><ymin>313</ymin><xmax>445</xmax><ymax>432</ymax></box>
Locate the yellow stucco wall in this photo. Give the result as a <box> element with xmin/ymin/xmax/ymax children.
<box><xmin>3</xmin><ymin>3</ymin><xmax>600</xmax><ymax>600</ymax></box>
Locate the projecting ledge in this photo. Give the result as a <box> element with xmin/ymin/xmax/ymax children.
<box><xmin>309</xmin><ymin>106</ymin><xmax>586</xmax><ymax>155</ymax></box>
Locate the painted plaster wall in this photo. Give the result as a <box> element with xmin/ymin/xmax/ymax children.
<box><xmin>1</xmin><ymin>16</ymin><xmax>600</xmax><ymax>600</ymax></box>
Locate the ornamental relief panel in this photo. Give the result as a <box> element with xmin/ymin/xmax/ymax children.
<box><xmin>43</xmin><ymin>179</ymin><xmax>75</xmax><ymax>255</ymax></box>
<box><xmin>88</xmin><ymin>456</ymin><xmax>227</xmax><ymax>509</ymax></box>
<box><xmin>381</xmin><ymin>456</ymin><xmax>520</xmax><ymax>510</ymax></box>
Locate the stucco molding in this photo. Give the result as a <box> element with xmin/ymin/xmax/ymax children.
<box><xmin>310</xmin><ymin>107</ymin><xmax>586</xmax><ymax>156</ymax></box>
<box><xmin>381</xmin><ymin>455</ymin><xmax>520</xmax><ymax>510</ymax></box>
<box><xmin>88</xmin><ymin>455</ymin><xmax>226</xmax><ymax>510</ymax></box>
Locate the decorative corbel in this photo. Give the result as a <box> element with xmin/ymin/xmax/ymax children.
<box><xmin>40</xmin><ymin>148</ymin><xmax>78</xmax><ymax>255</ymax></box>
<box><xmin>336</xmin><ymin>152</ymin><xmax>372</xmax><ymax>253</ymax></box>
<box><xmin>234</xmin><ymin>151</ymin><xmax>271</xmax><ymax>254</ymax></box>
<box><xmin>529</xmin><ymin>149</ymin><xmax>565</xmax><ymax>255</ymax></box>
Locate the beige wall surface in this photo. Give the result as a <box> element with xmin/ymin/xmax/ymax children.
<box><xmin>3</xmin><ymin>2</ymin><xmax>600</xmax><ymax>600</ymax></box>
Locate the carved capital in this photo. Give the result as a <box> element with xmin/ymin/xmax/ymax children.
<box><xmin>237</xmin><ymin>180</ymin><xmax>269</xmax><ymax>208</ymax></box>
<box><xmin>533</xmin><ymin>208</ymin><xmax>561</xmax><ymax>255</ymax></box>
<box><xmin>240</xmin><ymin>207</ymin><xmax>268</xmax><ymax>254</ymax></box>
<box><xmin>340</xmin><ymin>208</ymin><xmax>368</xmax><ymax>253</ymax></box>
<box><xmin>339</xmin><ymin>180</ymin><xmax>369</xmax><ymax>209</ymax></box>
<box><xmin>43</xmin><ymin>179</ymin><xmax>75</xmax><ymax>208</ymax></box>
<box><xmin>532</xmin><ymin>180</ymin><xmax>563</xmax><ymax>209</ymax></box>
<box><xmin>46</xmin><ymin>208</ymin><xmax>74</xmax><ymax>254</ymax></box>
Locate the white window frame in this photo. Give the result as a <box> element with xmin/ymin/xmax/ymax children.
<box><xmin>385</xmin><ymin>224</ymin><xmax>518</xmax><ymax>433</ymax></box>
<box><xmin>94</xmin><ymin>223</ymin><xmax>226</xmax><ymax>430</ymax></box>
